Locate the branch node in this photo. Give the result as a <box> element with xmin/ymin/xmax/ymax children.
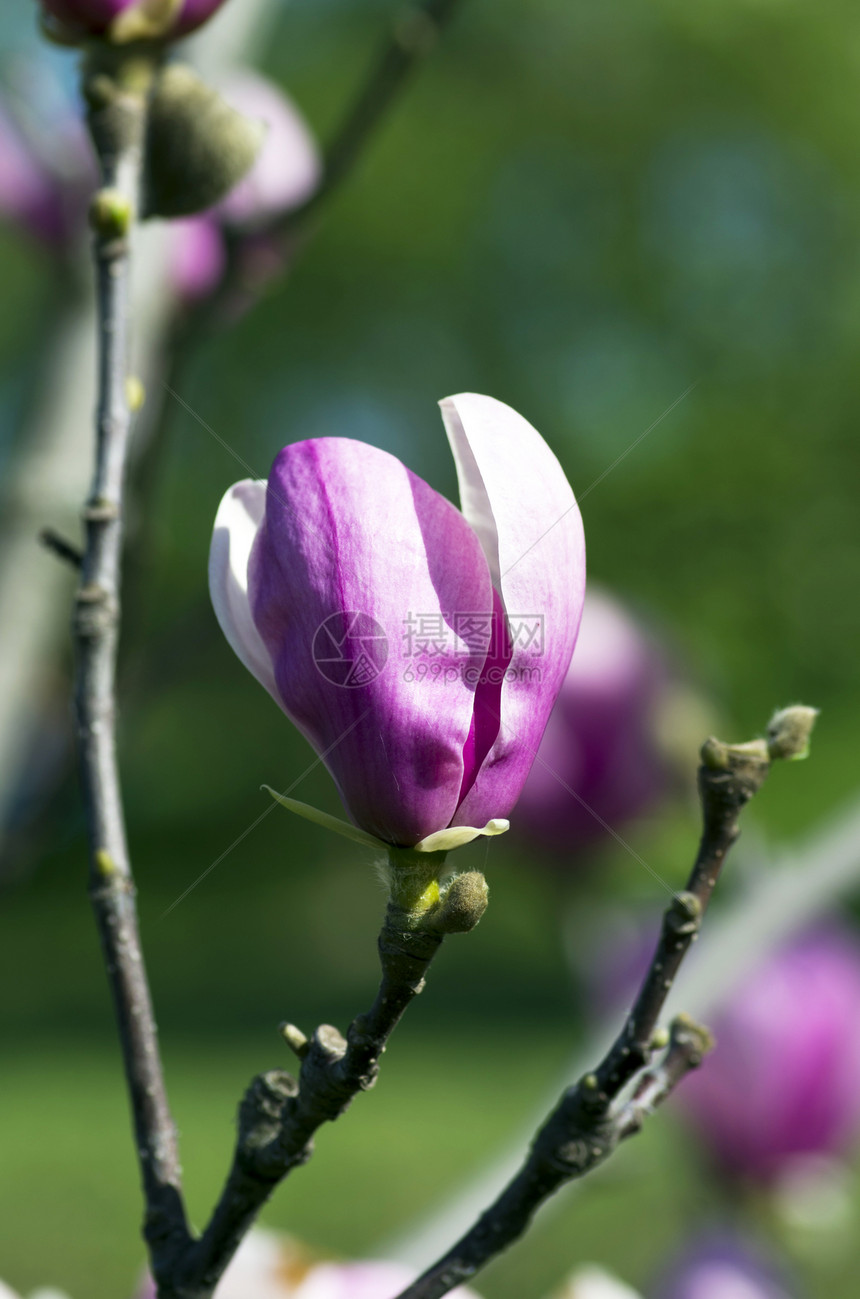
<box><xmin>83</xmin><ymin>499</ymin><xmax>120</xmax><ymax>523</ymax></box>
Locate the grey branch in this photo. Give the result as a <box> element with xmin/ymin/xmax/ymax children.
<box><xmin>393</xmin><ymin>716</ymin><xmax>815</xmax><ymax>1299</ymax></box>
<box><xmin>74</xmin><ymin>47</ymin><xmax>189</xmax><ymax>1259</ymax></box>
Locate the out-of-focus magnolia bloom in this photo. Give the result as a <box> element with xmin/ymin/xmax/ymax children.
<box><xmin>653</xmin><ymin>1233</ymin><xmax>796</xmax><ymax>1299</ymax></box>
<box><xmin>169</xmin><ymin>72</ymin><xmax>320</xmax><ymax>303</ymax></box>
<box><xmin>0</xmin><ymin>91</ymin><xmax>93</xmax><ymax>245</ymax></box>
<box><xmin>210</xmin><ymin>393</ymin><xmax>585</xmax><ymax>849</ymax></box>
<box><xmin>40</xmin><ymin>0</ymin><xmax>228</xmax><ymax>43</ymax></box>
<box><xmin>679</xmin><ymin>925</ymin><xmax>860</xmax><ymax>1183</ymax></box>
<box><xmin>135</xmin><ymin>1228</ymin><xmax>483</xmax><ymax>1299</ymax></box>
<box><xmin>514</xmin><ymin>588</ymin><xmax>669</xmax><ymax>855</ymax></box>
<box><xmin>548</xmin><ymin>1265</ymin><xmax>643</xmax><ymax>1299</ymax></box>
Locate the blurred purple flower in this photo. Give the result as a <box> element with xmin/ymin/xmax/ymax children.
<box><xmin>0</xmin><ymin>90</ymin><xmax>93</xmax><ymax>246</ymax></box>
<box><xmin>514</xmin><ymin>588</ymin><xmax>669</xmax><ymax>855</ymax></box>
<box><xmin>679</xmin><ymin>925</ymin><xmax>860</xmax><ymax>1182</ymax></box>
<box><xmin>168</xmin><ymin>72</ymin><xmax>320</xmax><ymax>303</ymax></box>
<box><xmin>210</xmin><ymin>393</ymin><xmax>585</xmax><ymax>847</ymax></box>
<box><xmin>653</xmin><ymin>1232</ymin><xmax>798</xmax><ymax>1299</ymax></box>
<box><xmin>40</xmin><ymin>0</ymin><xmax>227</xmax><ymax>41</ymax></box>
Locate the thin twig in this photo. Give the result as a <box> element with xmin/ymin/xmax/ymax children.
<box><xmin>39</xmin><ymin>526</ymin><xmax>84</xmax><ymax>569</ymax></box>
<box><xmin>393</xmin><ymin>729</ymin><xmax>795</xmax><ymax>1299</ymax></box>
<box><xmin>202</xmin><ymin>0</ymin><xmax>467</xmax><ymax>319</ymax></box>
<box><xmin>311</xmin><ymin>0</ymin><xmax>466</xmax><ymax>211</ymax></box>
<box><xmin>75</xmin><ymin>48</ymin><xmax>190</xmax><ymax>1262</ymax></box>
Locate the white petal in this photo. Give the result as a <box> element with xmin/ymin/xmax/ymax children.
<box><xmin>208</xmin><ymin>479</ymin><xmax>279</xmax><ymax>701</ymax></box>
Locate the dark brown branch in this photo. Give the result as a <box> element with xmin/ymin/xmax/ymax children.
<box><xmin>151</xmin><ymin>883</ymin><xmax>479</xmax><ymax>1299</ymax></box>
<box><xmin>614</xmin><ymin>1013</ymin><xmax>714</xmax><ymax>1142</ymax></box>
<box><xmin>75</xmin><ymin>48</ymin><xmax>191</xmax><ymax>1264</ymax></box>
<box><xmin>394</xmin><ymin>721</ymin><xmax>812</xmax><ymax>1299</ymax></box>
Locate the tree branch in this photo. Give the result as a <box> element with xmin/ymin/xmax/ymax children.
<box><xmin>151</xmin><ymin>879</ymin><xmax>482</xmax><ymax>1298</ymax></box>
<box><xmin>393</xmin><ymin>717</ymin><xmax>815</xmax><ymax>1299</ymax></box>
<box><xmin>198</xmin><ymin>0</ymin><xmax>467</xmax><ymax>320</ymax></box>
<box><xmin>75</xmin><ymin>47</ymin><xmax>191</xmax><ymax>1263</ymax></box>
<box><xmin>310</xmin><ymin>0</ymin><xmax>467</xmax><ymax>212</ymax></box>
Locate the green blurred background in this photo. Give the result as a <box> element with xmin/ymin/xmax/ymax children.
<box><xmin>2</xmin><ymin>0</ymin><xmax>860</xmax><ymax>1295</ymax></box>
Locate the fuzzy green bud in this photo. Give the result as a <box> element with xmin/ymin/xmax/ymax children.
<box><xmin>427</xmin><ymin>871</ymin><xmax>489</xmax><ymax>935</ymax></box>
<box><xmin>142</xmin><ymin>63</ymin><xmax>265</xmax><ymax>218</ymax></box>
<box><xmin>766</xmin><ymin>704</ymin><xmax>819</xmax><ymax>762</ymax></box>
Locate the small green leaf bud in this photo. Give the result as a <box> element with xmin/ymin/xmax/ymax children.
<box><xmin>766</xmin><ymin>704</ymin><xmax>819</xmax><ymax>762</ymax></box>
<box><xmin>428</xmin><ymin>871</ymin><xmax>489</xmax><ymax>934</ymax></box>
<box><xmin>89</xmin><ymin>188</ymin><xmax>132</xmax><ymax>237</ymax></box>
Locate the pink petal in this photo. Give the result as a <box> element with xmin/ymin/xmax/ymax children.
<box><xmin>440</xmin><ymin>393</ymin><xmax>585</xmax><ymax>826</ymax></box>
<box><xmin>249</xmin><ymin>439</ymin><xmax>495</xmax><ymax>846</ymax></box>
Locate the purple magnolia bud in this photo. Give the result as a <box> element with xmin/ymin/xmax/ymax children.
<box><xmin>40</xmin><ymin>0</ymin><xmax>227</xmax><ymax>42</ymax></box>
<box><xmin>679</xmin><ymin>925</ymin><xmax>860</xmax><ymax>1182</ymax></box>
<box><xmin>167</xmin><ymin>73</ymin><xmax>319</xmax><ymax>303</ymax></box>
<box><xmin>653</xmin><ymin>1232</ymin><xmax>797</xmax><ymax>1299</ymax></box>
<box><xmin>210</xmin><ymin>393</ymin><xmax>586</xmax><ymax>848</ymax></box>
<box><xmin>514</xmin><ymin>588</ymin><xmax>668</xmax><ymax>855</ymax></box>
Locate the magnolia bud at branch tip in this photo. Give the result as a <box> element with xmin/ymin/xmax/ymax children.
<box><xmin>213</xmin><ymin>395</ymin><xmax>585</xmax><ymax>849</ymax></box>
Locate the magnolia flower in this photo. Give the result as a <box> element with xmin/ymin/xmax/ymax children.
<box><xmin>210</xmin><ymin>393</ymin><xmax>585</xmax><ymax>850</ymax></box>
<box><xmin>168</xmin><ymin>72</ymin><xmax>320</xmax><ymax>303</ymax></box>
<box><xmin>653</xmin><ymin>1232</ymin><xmax>797</xmax><ymax>1299</ymax></box>
<box><xmin>40</xmin><ymin>0</ymin><xmax>228</xmax><ymax>43</ymax></box>
<box><xmin>514</xmin><ymin>588</ymin><xmax>669</xmax><ymax>855</ymax></box>
<box><xmin>679</xmin><ymin>925</ymin><xmax>860</xmax><ymax>1182</ymax></box>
